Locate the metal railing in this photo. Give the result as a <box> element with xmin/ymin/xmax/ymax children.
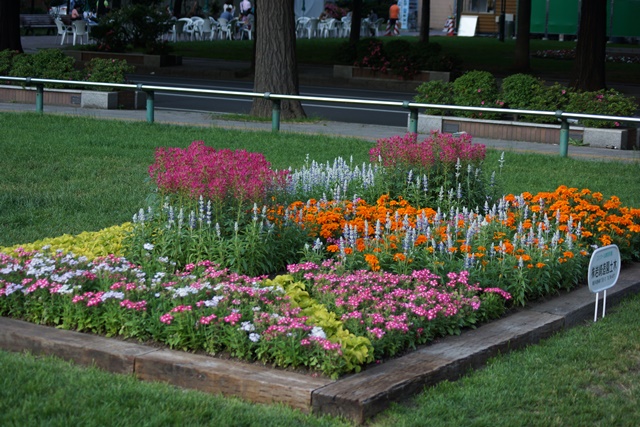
<box><xmin>2</xmin><ymin>75</ymin><xmax>640</xmax><ymax>157</ymax></box>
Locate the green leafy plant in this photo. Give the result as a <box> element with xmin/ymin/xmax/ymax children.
<box><xmin>9</xmin><ymin>49</ymin><xmax>82</xmax><ymax>88</ymax></box>
<box><xmin>83</xmin><ymin>58</ymin><xmax>135</xmax><ymax>91</ymax></box>
<box><xmin>385</xmin><ymin>40</ymin><xmax>419</xmax><ymax>79</ymax></box>
<box><xmin>452</xmin><ymin>70</ymin><xmax>501</xmax><ymax>119</ymax></box>
<box><xmin>524</xmin><ymin>82</ymin><xmax>573</xmax><ymax>124</ymax></box>
<box><xmin>500</xmin><ymin>73</ymin><xmax>545</xmax><ymax>110</ymax></box>
<box><xmin>0</xmin><ymin>49</ymin><xmax>19</xmax><ymax>76</ymax></box>
<box><xmin>411</xmin><ymin>42</ymin><xmax>460</xmax><ymax>72</ymax></box>
<box><xmin>566</xmin><ymin>89</ymin><xmax>638</xmax><ymax>128</ymax></box>
<box><xmin>354</xmin><ymin>39</ymin><xmax>390</xmax><ymax>73</ymax></box>
<box><xmin>414</xmin><ymin>80</ymin><xmax>454</xmax><ymax>115</ymax></box>
<box><xmin>90</xmin><ymin>3</ymin><xmax>172</xmax><ymax>54</ymax></box>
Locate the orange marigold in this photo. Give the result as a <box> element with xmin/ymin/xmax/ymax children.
<box><xmin>364</xmin><ymin>254</ymin><xmax>380</xmax><ymax>271</ymax></box>
<box><xmin>393</xmin><ymin>253</ymin><xmax>406</xmax><ymax>262</ymax></box>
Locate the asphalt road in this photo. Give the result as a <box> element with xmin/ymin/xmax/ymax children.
<box><xmin>128</xmin><ymin>74</ymin><xmax>417</xmax><ymax>127</ymax></box>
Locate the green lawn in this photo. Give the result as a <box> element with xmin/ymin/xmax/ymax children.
<box><xmin>1</xmin><ymin>111</ymin><xmax>640</xmax><ymax>425</ymax></box>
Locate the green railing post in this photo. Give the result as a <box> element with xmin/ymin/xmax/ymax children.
<box><xmin>404</xmin><ymin>101</ymin><xmax>418</xmax><ymax>134</ymax></box>
<box><xmin>556</xmin><ymin>110</ymin><xmax>569</xmax><ymax>158</ymax></box>
<box><xmin>145</xmin><ymin>90</ymin><xmax>155</xmax><ymax>123</ymax></box>
<box><xmin>35</xmin><ymin>83</ymin><xmax>44</xmax><ymax>114</ymax></box>
<box><xmin>265</xmin><ymin>92</ymin><xmax>280</xmax><ymax>132</ymax></box>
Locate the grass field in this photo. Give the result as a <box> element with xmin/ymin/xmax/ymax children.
<box><xmin>1</xmin><ymin>93</ymin><xmax>640</xmax><ymax>424</ymax></box>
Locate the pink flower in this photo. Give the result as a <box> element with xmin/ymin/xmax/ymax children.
<box><xmin>223</xmin><ymin>311</ymin><xmax>242</xmax><ymax>325</ymax></box>
<box><xmin>160</xmin><ymin>313</ymin><xmax>174</xmax><ymax>324</ymax></box>
<box><xmin>199</xmin><ymin>314</ymin><xmax>217</xmax><ymax>325</ymax></box>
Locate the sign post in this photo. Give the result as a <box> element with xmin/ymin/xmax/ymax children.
<box><xmin>587</xmin><ymin>245</ymin><xmax>621</xmax><ymax>322</ymax></box>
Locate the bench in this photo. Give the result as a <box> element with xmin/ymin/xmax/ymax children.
<box><xmin>20</xmin><ymin>14</ymin><xmax>57</xmax><ymax>35</ymax></box>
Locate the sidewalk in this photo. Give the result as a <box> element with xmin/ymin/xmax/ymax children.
<box><xmin>6</xmin><ymin>35</ymin><xmax>640</xmax><ymax>163</ymax></box>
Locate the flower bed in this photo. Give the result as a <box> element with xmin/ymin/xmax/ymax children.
<box><xmin>2</xmin><ymin>134</ymin><xmax>640</xmax><ymax>379</ymax></box>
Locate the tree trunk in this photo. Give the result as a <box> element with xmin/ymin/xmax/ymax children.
<box><xmin>572</xmin><ymin>0</ymin><xmax>607</xmax><ymax>91</ymax></box>
<box><xmin>250</xmin><ymin>0</ymin><xmax>305</xmax><ymax>119</ymax></box>
<box><xmin>251</xmin><ymin>2</ymin><xmax>257</xmax><ymax>72</ymax></box>
<box><xmin>513</xmin><ymin>0</ymin><xmax>531</xmax><ymax>72</ymax></box>
<box><xmin>174</xmin><ymin>0</ymin><xmax>184</xmax><ymax>17</ymax></box>
<box><xmin>419</xmin><ymin>0</ymin><xmax>430</xmax><ymax>43</ymax></box>
<box><xmin>0</xmin><ymin>1</ymin><xmax>24</xmax><ymax>53</ymax></box>
<box><xmin>349</xmin><ymin>0</ymin><xmax>363</xmax><ymax>44</ymax></box>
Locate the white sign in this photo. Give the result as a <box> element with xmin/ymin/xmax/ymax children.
<box><xmin>457</xmin><ymin>15</ymin><xmax>478</xmax><ymax>37</ymax></box>
<box><xmin>399</xmin><ymin>0</ymin><xmax>409</xmax><ymax>30</ymax></box>
<box><xmin>588</xmin><ymin>244</ymin><xmax>621</xmax><ymax>293</ymax></box>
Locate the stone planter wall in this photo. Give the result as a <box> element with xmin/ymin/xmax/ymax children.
<box><xmin>414</xmin><ymin>114</ymin><xmax>637</xmax><ymax>150</ymax></box>
<box><xmin>0</xmin><ymin>85</ymin><xmax>145</xmax><ymax>110</ymax></box>
<box><xmin>65</xmin><ymin>51</ymin><xmax>182</xmax><ymax>69</ymax></box>
<box><xmin>334</xmin><ymin>65</ymin><xmax>450</xmax><ymax>83</ymax></box>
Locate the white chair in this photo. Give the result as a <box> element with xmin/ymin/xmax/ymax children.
<box><xmin>340</xmin><ymin>17</ymin><xmax>351</xmax><ymax>37</ymax></box>
<box><xmin>217</xmin><ymin>17</ymin><xmax>237</xmax><ymax>40</ymax></box>
<box><xmin>239</xmin><ymin>15</ymin><xmax>254</xmax><ymax>40</ymax></box>
<box><xmin>179</xmin><ymin>17</ymin><xmax>196</xmax><ymax>41</ymax></box>
<box><xmin>168</xmin><ymin>19</ymin><xmax>187</xmax><ymax>42</ymax></box>
<box><xmin>209</xmin><ymin>17</ymin><xmax>220</xmax><ymax>40</ymax></box>
<box><xmin>72</xmin><ymin>20</ymin><xmax>89</xmax><ymax>46</ymax></box>
<box><xmin>320</xmin><ymin>18</ymin><xmax>339</xmax><ymax>38</ymax></box>
<box><xmin>54</xmin><ymin>18</ymin><xmax>73</xmax><ymax>45</ymax></box>
<box><xmin>304</xmin><ymin>17</ymin><xmax>319</xmax><ymax>39</ymax></box>
<box><xmin>296</xmin><ymin>17</ymin><xmax>310</xmax><ymax>38</ymax></box>
<box><xmin>197</xmin><ymin>17</ymin><xmax>215</xmax><ymax>41</ymax></box>
<box><xmin>190</xmin><ymin>17</ymin><xmax>205</xmax><ymax>40</ymax></box>
<box><xmin>372</xmin><ymin>18</ymin><xmax>385</xmax><ymax>36</ymax></box>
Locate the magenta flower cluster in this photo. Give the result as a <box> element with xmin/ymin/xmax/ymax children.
<box><xmin>369</xmin><ymin>131</ymin><xmax>486</xmax><ymax>170</ymax></box>
<box><xmin>149</xmin><ymin>140</ymin><xmax>289</xmax><ymax>203</ymax></box>
<box><xmin>287</xmin><ymin>262</ymin><xmax>510</xmax><ymax>358</ymax></box>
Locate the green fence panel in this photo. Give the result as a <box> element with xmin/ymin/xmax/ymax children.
<box><xmin>547</xmin><ymin>0</ymin><xmax>579</xmax><ymax>35</ymax></box>
<box><xmin>609</xmin><ymin>0</ymin><xmax>640</xmax><ymax>37</ymax></box>
<box><xmin>531</xmin><ymin>0</ymin><xmax>639</xmax><ymax>37</ymax></box>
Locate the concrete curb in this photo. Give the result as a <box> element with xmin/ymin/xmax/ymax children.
<box><xmin>1</xmin><ymin>263</ymin><xmax>639</xmax><ymax>423</ymax></box>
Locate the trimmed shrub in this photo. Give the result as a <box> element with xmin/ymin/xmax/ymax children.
<box><xmin>525</xmin><ymin>83</ymin><xmax>573</xmax><ymax>124</ymax></box>
<box><xmin>84</xmin><ymin>58</ymin><xmax>135</xmax><ymax>91</ymax></box>
<box><xmin>0</xmin><ymin>49</ymin><xmax>19</xmax><ymax>76</ymax></box>
<box><xmin>500</xmin><ymin>73</ymin><xmax>545</xmax><ymax>110</ymax></box>
<box><xmin>566</xmin><ymin>89</ymin><xmax>638</xmax><ymax>128</ymax></box>
<box><xmin>452</xmin><ymin>70</ymin><xmax>501</xmax><ymax>119</ymax></box>
<box><xmin>414</xmin><ymin>80</ymin><xmax>454</xmax><ymax>115</ymax></box>
<box><xmin>90</xmin><ymin>3</ymin><xmax>172</xmax><ymax>54</ymax></box>
<box><xmin>9</xmin><ymin>49</ymin><xmax>82</xmax><ymax>88</ymax></box>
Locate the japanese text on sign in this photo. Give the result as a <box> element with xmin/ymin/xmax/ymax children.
<box><xmin>588</xmin><ymin>245</ymin><xmax>621</xmax><ymax>293</ymax></box>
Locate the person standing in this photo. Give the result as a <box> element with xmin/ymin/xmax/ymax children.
<box><xmin>239</xmin><ymin>0</ymin><xmax>252</xmax><ymax>16</ymax></box>
<box><xmin>385</xmin><ymin>0</ymin><xmax>400</xmax><ymax>36</ymax></box>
